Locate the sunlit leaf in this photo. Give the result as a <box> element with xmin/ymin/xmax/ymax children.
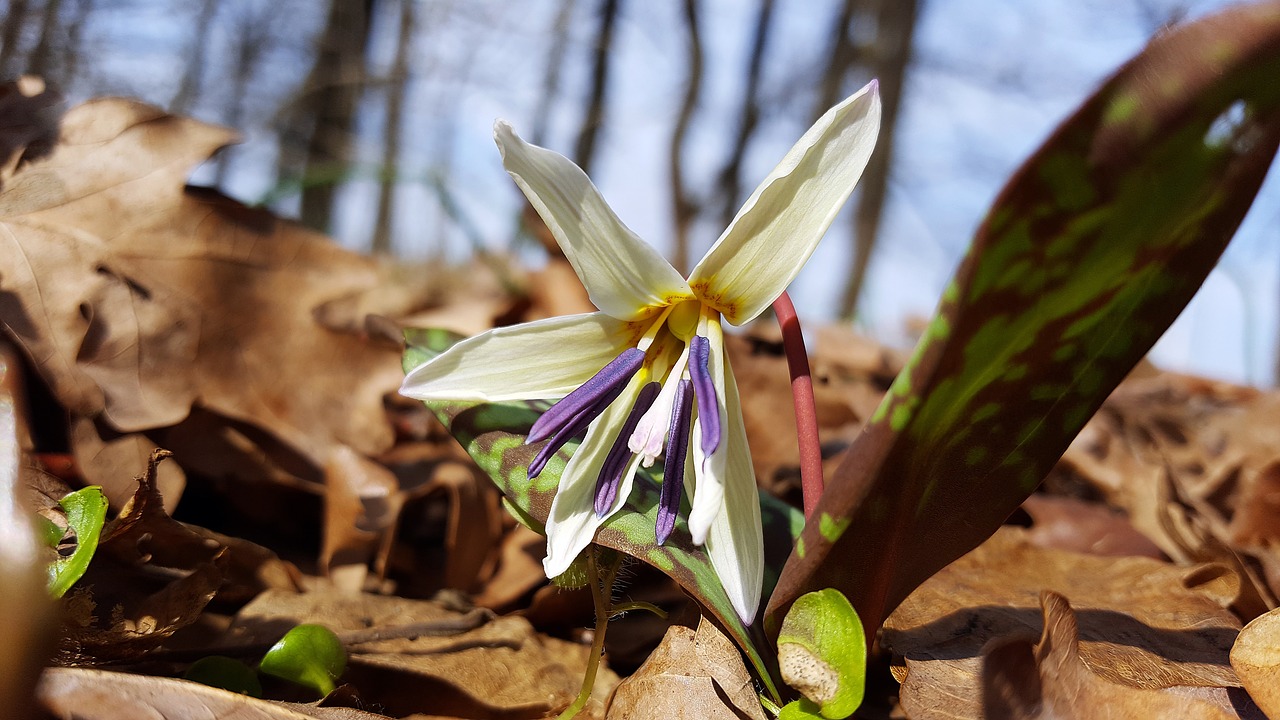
<box><xmin>258</xmin><ymin>624</ymin><xmax>347</xmax><ymax>698</ymax></box>
<box><xmin>778</xmin><ymin>589</ymin><xmax>865</xmax><ymax>719</ymax></box>
<box><xmin>767</xmin><ymin>2</ymin><xmax>1280</xmax><ymax>638</ymax></box>
<box><xmin>47</xmin><ymin>486</ymin><xmax>107</xmax><ymax>598</ymax></box>
<box><xmin>405</xmin><ymin>330</ymin><xmax>803</xmax><ymax>699</ymax></box>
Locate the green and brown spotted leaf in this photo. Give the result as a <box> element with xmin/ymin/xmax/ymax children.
<box><xmin>767</xmin><ymin>2</ymin><xmax>1280</xmax><ymax>640</ymax></box>
<box><xmin>402</xmin><ymin>329</ymin><xmax>803</xmax><ymax>699</ymax></box>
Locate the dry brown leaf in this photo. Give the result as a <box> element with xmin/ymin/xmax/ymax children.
<box><xmin>1054</xmin><ymin>372</ymin><xmax>1279</xmax><ymax>615</ymax></box>
<box><xmin>0</xmin><ymin>98</ymin><xmax>433</xmax><ymax>501</ymax></box>
<box><xmin>884</xmin><ymin>527</ymin><xmax>1244</xmax><ymax>719</ymax></box>
<box><xmin>1231</xmin><ymin>607</ymin><xmax>1280</xmax><ymax>718</ymax></box>
<box><xmin>470</xmin><ymin>523</ymin><xmax>546</xmax><ymax>611</ymax></box>
<box><xmin>38</xmin><ymin>667</ymin><xmax>390</xmax><ymax>720</ymax></box>
<box><xmin>607</xmin><ymin>619</ymin><xmax>766</xmax><ymax>720</ymax></box>
<box><xmin>227</xmin><ymin>589</ymin><xmax>614</xmax><ymax>718</ymax></box>
<box><xmin>982</xmin><ymin>591</ymin><xmax>1239</xmax><ymax>720</ymax></box>
<box><xmin>322</xmin><ymin>445</ymin><xmax>400</xmax><ymax>590</ymax></box>
<box><xmin>1019</xmin><ymin>493</ymin><xmax>1165</xmax><ymax>559</ymax></box>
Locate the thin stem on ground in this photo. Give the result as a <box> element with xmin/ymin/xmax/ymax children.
<box><xmin>557</xmin><ymin>549</ymin><xmax>621</xmax><ymax>719</ymax></box>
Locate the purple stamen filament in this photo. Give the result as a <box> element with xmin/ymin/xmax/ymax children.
<box><xmin>594</xmin><ymin>382</ymin><xmax>661</xmax><ymax>516</ymax></box>
<box><xmin>528</xmin><ymin>379</ymin><xmax>629</xmax><ymax>479</ymax></box>
<box><xmin>527</xmin><ymin>348</ymin><xmax>645</xmax><ymax>445</ymax></box>
<box><xmin>688</xmin><ymin>335</ymin><xmax>720</xmax><ymax>458</ymax></box>
<box><xmin>656</xmin><ymin>378</ymin><xmax>694</xmax><ymax>545</ymax></box>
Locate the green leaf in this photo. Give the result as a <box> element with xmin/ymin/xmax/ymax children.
<box><xmin>184</xmin><ymin>656</ymin><xmax>263</xmax><ymax>697</ymax></box>
<box><xmin>405</xmin><ymin>331</ymin><xmax>803</xmax><ymax>701</ymax></box>
<box><xmin>47</xmin><ymin>485</ymin><xmax>108</xmax><ymax>598</ymax></box>
<box><xmin>35</xmin><ymin>514</ymin><xmax>63</xmax><ymax>548</ymax></box>
<box><xmin>777</xmin><ymin>589</ymin><xmax>865</xmax><ymax>719</ymax></box>
<box><xmin>258</xmin><ymin>624</ymin><xmax>346</xmax><ymax>697</ymax></box>
<box><xmin>767</xmin><ymin>3</ymin><xmax>1280</xmax><ymax>639</ymax></box>
<box><xmin>778</xmin><ymin>699</ymin><xmax>826</xmax><ymax>720</ymax></box>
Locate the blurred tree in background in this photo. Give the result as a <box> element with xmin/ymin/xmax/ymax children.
<box><xmin>1</xmin><ymin>0</ymin><xmax>1272</xmax><ymax>383</ymax></box>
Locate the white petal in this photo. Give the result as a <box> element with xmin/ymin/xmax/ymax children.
<box><xmin>703</xmin><ymin>360</ymin><xmax>764</xmax><ymax>625</ymax></box>
<box><xmin>400</xmin><ymin>312</ymin><xmax>630</xmax><ymax>402</ymax></box>
<box><xmin>543</xmin><ymin>377</ymin><xmax>646</xmax><ymax>577</ymax></box>
<box><xmin>495</xmin><ymin>121</ymin><xmax>691</xmax><ymax>320</ymax></box>
<box><xmin>688</xmin><ymin>81</ymin><xmax>882</xmax><ymax>325</ymax></box>
<box><xmin>688</xmin><ymin>321</ymin><xmax>728</xmax><ymax>545</ymax></box>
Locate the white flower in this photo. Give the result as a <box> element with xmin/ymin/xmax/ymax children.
<box><xmin>401</xmin><ymin>81</ymin><xmax>881</xmax><ymax>624</ymax></box>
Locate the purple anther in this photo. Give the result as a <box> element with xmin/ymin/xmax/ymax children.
<box><xmin>528</xmin><ymin>379</ymin><xmax>629</xmax><ymax>479</ymax></box>
<box><xmin>688</xmin><ymin>335</ymin><xmax>721</xmax><ymax>458</ymax></box>
<box><xmin>527</xmin><ymin>348</ymin><xmax>645</xmax><ymax>445</ymax></box>
<box><xmin>594</xmin><ymin>382</ymin><xmax>661</xmax><ymax>516</ymax></box>
<box><xmin>656</xmin><ymin>378</ymin><xmax>694</xmax><ymax>545</ymax></box>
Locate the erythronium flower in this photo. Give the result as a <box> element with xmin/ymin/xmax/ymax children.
<box><xmin>401</xmin><ymin>81</ymin><xmax>881</xmax><ymax>624</ymax></box>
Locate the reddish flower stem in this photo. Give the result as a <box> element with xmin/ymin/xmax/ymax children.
<box><xmin>772</xmin><ymin>291</ymin><xmax>824</xmax><ymax>519</ymax></box>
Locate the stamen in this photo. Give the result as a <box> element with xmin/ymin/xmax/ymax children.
<box><xmin>629</xmin><ymin>344</ymin><xmax>691</xmax><ymax>466</ymax></box>
<box><xmin>528</xmin><ymin>379</ymin><xmax>629</xmax><ymax>479</ymax></box>
<box><xmin>656</xmin><ymin>378</ymin><xmax>694</xmax><ymax>545</ymax></box>
<box><xmin>593</xmin><ymin>382</ymin><xmax>660</xmax><ymax>516</ymax></box>
<box><xmin>688</xmin><ymin>335</ymin><xmax>721</xmax><ymax>458</ymax></box>
<box><xmin>527</xmin><ymin>348</ymin><xmax>645</xmax><ymax>445</ymax></box>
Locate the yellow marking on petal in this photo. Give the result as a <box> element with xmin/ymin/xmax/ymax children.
<box><xmin>689</xmin><ymin>278</ymin><xmax>740</xmax><ymax>322</ymax></box>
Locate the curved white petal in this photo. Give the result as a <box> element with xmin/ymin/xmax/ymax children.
<box><xmin>703</xmin><ymin>360</ymin><xmax>764</xmax><ymax>625</ymax></box>
<box><xmin>495</xmin><ymin>121</ymin><xmax>690</xmax><ymax>320</ymax></box>
<box><xmin>400</xmin><ymin>312</ymin><xmax>630</xmax><ymax>402</ymax></box>
<box><xmin>543</xmin><ymin>376</ymin><xmax>646</xmax><ymax>577</ymax></box>
<box><xmin>688</xmin><ymin>81</ymin><xmax>882</xmax><ymax>325</ymax></box>
<box><xmin>688</xmin><ymin>321</ymin><xmax>728</xmax><ymax>545</ymax></box>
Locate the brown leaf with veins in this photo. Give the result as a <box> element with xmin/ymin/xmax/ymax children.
<box><xmin>226</xmin><ymin>589</ymin><xmax>615</xmax><ymax>718</ymax></box>
<box><xmin>607</xmin><ymin>619</ymin><xmax>766</xmax><ymax>720</ymax></box>
<box><xmin>38</xmin><ymin>667</ymin><xmax>390</xmax><ymax>720</ymax></box>
<box><xmin>1231</xmin><ymin>607</ymin><xmax>1280</xmax><ymax>718</ymax></box>
<box><xmin>982</xmin><ymin>591</ymin><xmax>1240</xmax><ymax>720</ymax></box>
<box><xmin>0</xmin><ymin>98</ymin><xmax>433</xmax><ymax>501</ymax></box>
<box><xmin>883</xmin><ymin>527</ymin><xmax>1245</xmax><ymax>719</ymax></box>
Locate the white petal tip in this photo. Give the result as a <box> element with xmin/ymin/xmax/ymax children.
<box><xmin>867</xmin><ymin>78</ymin><xmax>880</xmax><ymax>95</ymax></box>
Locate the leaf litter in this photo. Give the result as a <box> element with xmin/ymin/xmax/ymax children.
<box><xmin>2</xmin><ymin>14</ymin><xmax>1280</xmax><ymax>716</ymax></box>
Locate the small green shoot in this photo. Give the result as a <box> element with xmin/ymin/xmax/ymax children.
<box><xmin>258</xmin><ymin>624</ymin><xmax>347</xmax><ymax>697</ymax></box>
<box><xmin>184</xmin><ymin>656</ymin><xmax>263</xmax><ymax>697</ymax></box>
<box><xmin>46</xmin><ymin>485</ymin><xmax>108</xmax><ymax>598</ymax></box>
<box><xmin>777</xmin><ymin>589</ymin><xmax>866</xmax><ymax>719</ymax></box>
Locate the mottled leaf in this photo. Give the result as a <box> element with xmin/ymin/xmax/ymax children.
<box><xmin>768</xmin><ymin>2</ymin><xmax>1280</xmax><ymax>637</ymax></box>
<box><xmin>404</xmin><ymin>330</ymin><xmax>803</xmax><ymax>698</ymax></box>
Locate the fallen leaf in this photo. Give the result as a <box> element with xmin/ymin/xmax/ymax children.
<box><xmin>607</xmin><ymin>619</ymin><xmax>766</xmax><ymax>720</ymax></box>
<box><xmin>1230</xmin><ymin>607</ymin><xmax>1280</xmax><ymax>718</ymax></box>
<box><xmin>0</xmin><ymin>98</ymin><xmax>434</xmax><ymax>504</ymax></box>
<box><xmin>226</xmin><ymin>589</ymin><xmax>615</xmax><ymax>718</ymax></box>
<box><xmin>1019</xmin><ymin>493</ymin><xmax>1164</xmax><ymax>559</ymax></box>
<box><xmin>37</xmin><ymin>667</ymin><xmax>390</xmax><ymax>720</ymax></box>
<box><xmin>982</xmin><ymin>591</ymin><xmax>1240</xmax><ymax>719</ymax></box>
<box><xmin>883</xmin><ymin>527</ymin><xmax>1245</xmax><ymax>719</ymax></box>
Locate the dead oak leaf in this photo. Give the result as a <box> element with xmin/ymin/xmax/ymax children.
<box><xmin>883</xmin><ymin>527</ymin><xmax>1244</xmax><ymax>720</ymax></box>
<box><xmin>983</xmin><ymin>591</ymin><xmax>1241</xmax><ymax>720</ymax></box>
<box><xmin>0</xmin><ymin>98</ymin><xmax>428</xmax><ymax>483</ymax></box>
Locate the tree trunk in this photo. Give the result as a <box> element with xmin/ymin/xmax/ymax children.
<box><xmin>0</xmin><ymin>0</ymin><xmax>31</xmax><ymax>76</ymax></box>
<box><xmin>574</xmin><ymin>0</ymin><xmax>620</xmax><ymax>175</ymax></box>
<box><xmin>170</xmin><ymin>0</ymin><xmax>219</xmax><ymax>113</ymax></box>
<box><xmin>715</xmin><ymin>0</ymin><xmax>774</xmax><ymax>229</ymax></box>
<box><xmin>838</xmin><ymin>0</ymin><xmax>918</xmax><ymax>320</ymax></box>
<box><xmin>26</xmin><ymin>0</ymin><xmax>63</xmax><ymax>81</ymax></box>
<box><xmin>291</xmin><ymin>0</ymin><xmax>374</xmax><ymax>234</ymax></box>
<box><xmin>371</xmin><ymin>0</ymin><xmax>414</xmax><ymax>254</ymax></box>
<box><xmin>530</xmin><ymin>0</ymin><xmax>576</xmax><ymax>146</ymax></box>
<box><xmin>668</xmin><ymin>0</ymin><xmax>703</xmax><ymax>274</ymax></box>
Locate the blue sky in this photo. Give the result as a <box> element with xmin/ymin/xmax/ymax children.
<box><xmin>76</xmin><ymin>0</ymin><xmax>1280</xmax><ymax>384</ymax></box>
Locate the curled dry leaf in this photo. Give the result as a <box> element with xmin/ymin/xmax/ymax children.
<box><xmin>1055</xmin><ymin>372</ymin><xmax>1280</xmax><ymax>615</ymax></box>
<box><xmin>0</xmin><ymin>97</ymin><xmax>434</xmax><ymax>504</ymax></box>
<box><xmin>226</xmin><ymin>589</ymin><xmax>615</xmax><ymax>718</ymax></box>
<box><xmin>1019</xmin><ymin>493</ymin><xmax>1165</xmax><ymax>559</ymax></box>
<box><xmin>607</xmin><ymin>619</ymin><xmax>766</xmax><ymax>720</ymax></box>
<box><xmin>1230</xmin><ymin>607</ymin><xmax>1280</xmax><ymax>718</ymax></box>
<box><xmin>883</xmin><ymin>527</ymin><xmax>1245</xmax><ymax>720</ymax></box>
<box><xmin>982</xmin><ymin>591</ymin><xmax>1241</xmax><ymax>720</ymax></box>
<box><xmin>38</xmin><ymin>667</ymin><xmax>390</xmax><ymax>720</ymax></box>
